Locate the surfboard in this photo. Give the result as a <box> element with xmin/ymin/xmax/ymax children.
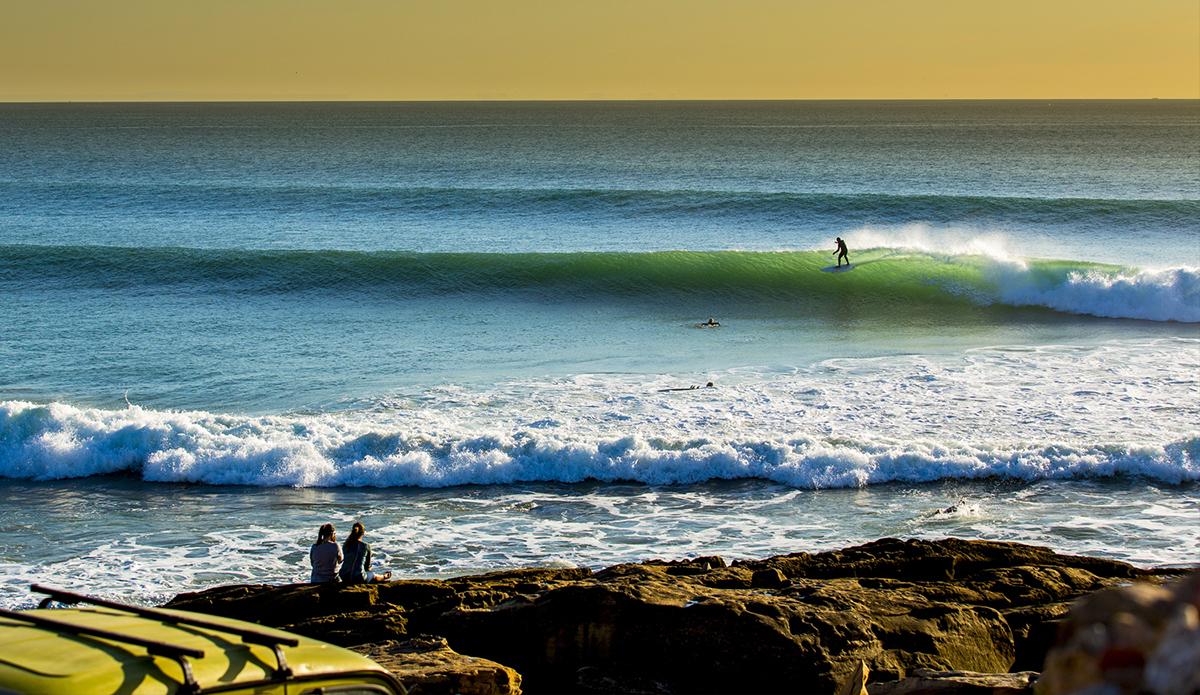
<box><xmin>821</xmin><ymin>264</ymin><xmax>855</xmax><ymax>272</ymax></box>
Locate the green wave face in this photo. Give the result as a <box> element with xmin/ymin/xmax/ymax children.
<box><xmin>2</xmin><ymin>245</ymin><xmax>1194</xmax><ymax>322</ymax></box>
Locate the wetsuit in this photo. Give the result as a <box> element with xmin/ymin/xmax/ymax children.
<box><xmin>338</xmin><ymin>539</ymin><xmax>375</xmax><ymax>583</ymax></box>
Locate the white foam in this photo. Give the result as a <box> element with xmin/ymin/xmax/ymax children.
<box><xmin>832</xmin><ymin>227</ymin><xmax>1200</xmax><ymax>322</ymax></box>
<box><xmin>1001</xmin><ymin>265</ymin><xmax>1200</xmax><ymax>323</ymax></box>
<box><xmin>3</xmin><ymin>340</ymin><xmax>1197</xmax><ymax>489</ymax></box>
<box><xmin>4</xmin><ymin>472</ymin><xmax>1196</xmax><ymax>611</ymax></box>
<box><xmin>0</xmin><ymin>526</ymin><xmax>314</xmax><ymax>610</ymax></box>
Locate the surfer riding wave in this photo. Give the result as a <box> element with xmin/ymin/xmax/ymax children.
<box><xmin>834</xmin><ymin>237</ymin><xmax>849</xmax><ymax>267</ymax></box>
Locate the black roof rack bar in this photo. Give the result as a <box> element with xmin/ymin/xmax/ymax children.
<box><xmin>31</xmin><ymin>584</ymin><xmax>298</xmax><ymax>680</ymax></box>
<box><xmin>0</xmin><ymin>607</ymin><xmax>203</xmax><ymax>694</ymax></box>
<box><xmin>32</xmin><ymin>585</ymin><xmax>300</xmax><ymax>647</ymax></box>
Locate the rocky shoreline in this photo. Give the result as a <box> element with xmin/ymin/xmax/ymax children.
<box><xmin>163</xmin><ymin>538</ymin><xmax>1191</xmax><ymax>694</ymax></box>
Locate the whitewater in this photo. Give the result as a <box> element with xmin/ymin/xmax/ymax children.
<box><xmin>0</xmin><ymin>100</ymin><xmax>1197</xmax><ymax>609</ymax></box>
<box><xmin>3</xmin><ymin>337</ymin><xmax>1198</xmax><ymax>488</ymax></box>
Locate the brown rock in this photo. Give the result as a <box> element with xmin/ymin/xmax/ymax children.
<box><xmin>435</xmin><ymin>564</ymin><xmax>1016</xmax><ymax>693</ymax></box>
<box><xmin>868</xmin><ymin>669</ymin><xmax>1037</xmax><ymax>695</ymax></box>
<box><xmin>1001</xmin><ymin>603</ymin><xmax>1072</xmax><ymax>673</ymax></box>
<box><xmin>163</xmin><ymin>539</ymin><xmax>1170</xmax><ymax>694</ymax></box>
<box><xmin>574</xmin><ymin>666</ymin><xmax>675</xmax><ymax>694</ymax></box>
<box><xmin>353</xmin><ymin>636</ymin><xmax>522</xmax><ymax>695</ymax></box>
<box><xmin>733</xmin><ymin>537</ymin><xmax>1156</xmax><ymax>677</ymax></box>
<box><xmin>751</xmin><ymin>568</ymin><xmax>789</xmax><ymax>588</ymax></box>
<box><xmin>284</xmin><ymin>606</ymin><xmax>409</xmax><ymax>647</ymax></box>
<box><xmin>165</xmin><ymin>567</ymin><xmax>592</xmax><ymax>632</ymax></box>
<box><xmin>733</xmin><ymin>538</ymin><xmax>1142</xmax><ymax>595</ymax></box>
<box><xmin>836</xmin><ymin>660</ymin><xmax>869</xmax><ymax>695</ymax></box>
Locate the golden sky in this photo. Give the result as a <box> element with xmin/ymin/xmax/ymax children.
<box><xmin>2</xmin><ymin>0</ymin><xmax>1197</xmax><ymax>101</ymax></box>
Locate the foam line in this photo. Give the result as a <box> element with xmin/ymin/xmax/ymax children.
<box><xmin>3</xmin><ymin>396</ymin><xmax>1196</xmax><ymax>489</ymax></box>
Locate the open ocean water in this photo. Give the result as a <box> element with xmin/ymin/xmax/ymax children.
<box><xmin>1</xmin><ymin>100</ymin><xmax>1197</xmax><ymax>609</ymax></box>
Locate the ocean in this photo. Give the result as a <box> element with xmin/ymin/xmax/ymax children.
<box><xmin>1</xmin><ymin>100</ymin><xmax>1197</xmax><ymax>609</ymax></box>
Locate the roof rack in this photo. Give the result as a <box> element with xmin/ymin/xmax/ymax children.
<box><xmin>0</xmin><ymin>607</ymin><xmax>205</xmax><ymax>694</ymax></box>
<box><xmin>30</xmin><ymin>584</ymin><xmax>299</xmax><ymax>683</ymax></box>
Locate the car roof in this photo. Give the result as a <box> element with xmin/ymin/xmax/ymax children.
<box><xmin>0</xmin><ymin>605</ymin><xmax>396</xmax><ymax>694</ymax></box>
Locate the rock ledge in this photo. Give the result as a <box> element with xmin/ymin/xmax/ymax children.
<box><xmin>165</xmin><ymin>538</ymin><xmax>1181</xmax><ymax>694</ymax></box>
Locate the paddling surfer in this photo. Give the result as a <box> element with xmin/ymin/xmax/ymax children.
<box><xmin>658</xmin><ymin>382</ymin><xmax>716</xmax><ymax>392</ymax></box>
<box><xmin>834</xmin><ymin>237</ymin><xmax>849</xmax><ymax>267</ymax></box>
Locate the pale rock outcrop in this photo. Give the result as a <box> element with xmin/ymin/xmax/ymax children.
<box><xmin>1037</xmin><ymin>569</ymin><xmax>1200</xmax><ymax>695</ymax></box>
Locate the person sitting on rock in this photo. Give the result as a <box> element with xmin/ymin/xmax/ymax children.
<box><xmin>338</xmin><ymin>521</ymin><xmax>392</xmax><ymax>583</ymax></box>
<box><xmin>310</xmin><ymin>523</ymin><xmax>343</xmax><ymax>583</ymax></box>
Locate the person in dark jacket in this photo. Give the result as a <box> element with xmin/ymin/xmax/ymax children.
<box><xmin>834</xmin><ymin>237</ymin><xmax>850</xmax><ymax>267</ymax></box>
<box><xmin>338</xmin><ymin>521</ymin><xmax>392</xmax><ymax>583</ymax></box>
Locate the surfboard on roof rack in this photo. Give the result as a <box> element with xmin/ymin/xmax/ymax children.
<box><xmin>0</xmin><ymin>585</ymin><xmax>409</xmax><ymax>695</ymax></box>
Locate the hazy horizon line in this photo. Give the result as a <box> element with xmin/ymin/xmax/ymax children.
<box><xmin>2</xmin><ymin>97</ymin><xmax>1195</xmax><ymax>105</ymax></box>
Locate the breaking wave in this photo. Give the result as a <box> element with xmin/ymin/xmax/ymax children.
<box><xmin>3</xmin><ymin>392</ymin><xmax>1196</xmax><ymax>489</ymax></box>
<box><xmin>2</xmin><ymin>244</ymin><xmax>1196</xmax><ymax>322</ymax></box>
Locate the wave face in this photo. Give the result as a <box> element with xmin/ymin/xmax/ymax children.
<box><xmin>3</xmin><ymin>244</ymin><xmax>1196</xmax><ymax>322</ymax></box>
<box><xmin>2</xmin><ymin>184</ymin><xmax>1197</xmax><ymax>268</ymax></box>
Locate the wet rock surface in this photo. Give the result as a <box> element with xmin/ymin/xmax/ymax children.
<box><xmin>163</xmin><ymin>538</ymin><xmax>1182</xmax><ymax>694</ymax></box>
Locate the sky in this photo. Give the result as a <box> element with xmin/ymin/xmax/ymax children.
<box><xmin>2</xmin><ymin>0</ymin><xmax>1197</xmax><ymax>101</ymax></box>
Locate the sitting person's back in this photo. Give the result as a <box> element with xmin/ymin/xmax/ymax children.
<box><xmin>310</xmin><ymin>523</ymin><xmax>342</xmax><ymax>583</ymax></box>
<box><xmin>338</xmin><ymin>521</ymin><xmax>391</xmax><ymax>583</ymax></box>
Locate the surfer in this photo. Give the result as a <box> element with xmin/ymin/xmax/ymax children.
<box><xmin>657</xmin><ymin>382</ymin><xmax>716</xmax><ymax>392</ymax></box>
<box><xmin>699</xmin><ymin>318</ymin><xmax>721</xmax><ymax>327</ymax></box>
<box><xmin>834</xmin><ymin>237</ymin><xmax>849</xmax><ymax>267</ymax></box>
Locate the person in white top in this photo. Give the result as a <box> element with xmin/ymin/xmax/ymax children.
<box><xmin>310</xmin><ymin>523</ymin><xmax>343</xmax><ymax>583</ymax></box>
